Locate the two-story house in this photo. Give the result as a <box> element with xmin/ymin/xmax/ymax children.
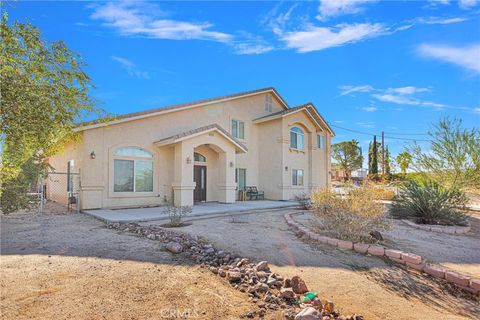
<box><xmin>49</xmin><ymin>87</ymin><xmax>334</xmax><ymax>209</ymax></box>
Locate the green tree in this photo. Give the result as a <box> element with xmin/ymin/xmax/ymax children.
<box><xmin>385</xmin><ymin>146</ymin><xmax>391</xmax><ymax>178</ymax></box>
<box><xmin>368</xmin><ymin>135</ymin><xmax>379</xmax><ymax>175</ymax></box>
<box><xmin>332</xmin><ymin>140</ymin><xmax>363</xmax><ymax>181</ymax></box>
<box><xmin>396</xmin><ymin>151</ymin><xmax>412</xmax><ymax>175</ymax></box>
<box><xmin>410</xmin><ymin>117</ymin><xmax>480</xmax><ymax>190</ymax></box>
<box><xmin>1</xmin><ymin>14</ymin><xmax>105</xmax><ymax>211</ymax></box>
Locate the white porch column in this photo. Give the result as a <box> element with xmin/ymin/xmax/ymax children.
<box><xmin>217</xmin><ymin>151</ymin><xmax>236</xmax><ymax>203</ymax></box>
<box><xmin>172</xmin><ymin>142</ymin><xmax>195</xmax><ymax>207</ymax></box>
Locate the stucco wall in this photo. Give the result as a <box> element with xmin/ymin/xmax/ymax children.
<box><xmin>50</xmin><ymin>91</ymin><xmax>332</xmax><ymax>209</ymax></box>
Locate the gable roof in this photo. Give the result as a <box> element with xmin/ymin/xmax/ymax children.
<box><xmin>253</xmin><ymin>102</ymin><xmax>335</xmax><ymax>136</ymax></box>
<box><xmin>154</xmin><ymin>123</ymin><xmax>248</xmax><ymax>153</ymax></box>
<box><xmin>77</xmin><ymin>87</ymin><xmax>289</xmax><ymax>131</ymax></box>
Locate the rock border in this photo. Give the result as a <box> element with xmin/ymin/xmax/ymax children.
<box><xmin>401</xmin><ymin>219</ymin><xmax>470</xmax><ymax>235</ymax></box>
<box><xmin>106</xmin><ymin>221</ymin><xmax>364</xmax><ymax>320</ymax></box>
<box><xmin>284</xmin><ymin>212</ymin><xmax>480</xmax><ymax>296</ymax></box>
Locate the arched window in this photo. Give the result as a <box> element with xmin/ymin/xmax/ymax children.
<box><xmin>194</xmin><ymin>152</ymin><xmax>206</xmax><ymax>162</ymax></box>
<box><xmin>290</xmin><ymin>126</ymin><xmax>304</xmax><ymax>150</ymax></box>
<box><xmin>113</xmin><ymin>147</ymin><xmax>153</xmax><ymax>192</ymax></box>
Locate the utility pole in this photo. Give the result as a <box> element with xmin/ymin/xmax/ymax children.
<box><xmin>381</xmin><ymin>131</ymin><xmax>385</xmax><ymax>177</ymax></box>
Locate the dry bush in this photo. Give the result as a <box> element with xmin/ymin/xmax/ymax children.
<box><xmin>371</xmin><ymin>187</ymin><xmax>396</xmax><ymax>200</ymax></box>
<box><xmin>310</xmin><ymin>186</ymin><xmax>390</xmax><ymax>243</ymax></box>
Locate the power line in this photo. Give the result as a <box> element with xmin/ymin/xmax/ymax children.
<box><xmin>328</xmin><ymin>123</ymin><xmax>432</xmax><ymax>142</ymax></box>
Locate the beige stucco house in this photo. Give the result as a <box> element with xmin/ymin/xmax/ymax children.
<box><xmin>49</xmin><ymin>87</ymin><xmax>334</xmax><ymax>209</ymax></box>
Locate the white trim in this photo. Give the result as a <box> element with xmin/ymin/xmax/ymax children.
<box><xmin>253</xmin><ymin>104</ymin><xmax>334</xmax><ymax>136</ymax></box>
<box><xmin>76</xmin><ymin>89</ymin><xmax>287</xmax><ymax>132</ymax></box>
<box><xmin>154</xmin><ymin>127</ymin><xmax>248</xmax><ymax>153</ymax></box>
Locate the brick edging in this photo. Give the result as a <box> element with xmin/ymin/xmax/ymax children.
<box><xmin>401</xmin><ymin>219</ymin><xmax>470</xmax><ymax>235</ymax></box>
<box><xmin>284</xmin><ymin>212</ymin><xmax>480</xmax><ymax>296</ymax></box>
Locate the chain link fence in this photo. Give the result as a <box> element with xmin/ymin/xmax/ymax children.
<box><xmin>41</xmin><ymin>171</ymin><xmax>81</xmax><ymax>214</ymax></box>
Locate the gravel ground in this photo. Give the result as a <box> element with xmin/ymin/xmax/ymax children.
<box><xmin>158</xmin><ymin>209</ymin><xmax>479</xmax><ymax>320</ymax></box>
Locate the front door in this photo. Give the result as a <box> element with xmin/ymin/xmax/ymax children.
<box><xmin>193</xmin><ymin>165</ymin><xmax>207</xmax><ymax>202</ymax></box>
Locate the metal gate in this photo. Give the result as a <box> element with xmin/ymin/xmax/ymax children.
<box><xmin>40</xmin><ymin>170</ymin><xmax>81</xmax><ymax>214</ymax></box>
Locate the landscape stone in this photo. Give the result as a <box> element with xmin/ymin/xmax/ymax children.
<box><xmin>165</xmin><ymin>241</ymin><xmax>183</xmax><ymax>253</ymax></box>
<box><xmin>295</xmin><ymin>307</ymin><xmax>322</xmax><ymax>320</ymax></box>
<box><xmin>291</xmin><ymin>276</ymin><xmax>309</xmax><ymax>294</ymax></box>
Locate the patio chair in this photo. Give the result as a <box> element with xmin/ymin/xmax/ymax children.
<box><xmin>245</xmin><ymin>186</ymin><xmax>265</xmax><ymax>200</ymax></box>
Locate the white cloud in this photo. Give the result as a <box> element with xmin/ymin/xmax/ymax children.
<box><xmin>459</xmin><ymin>0</ymin><xmax>480</xmax><ymax>9</ymax></box>
<box><xmin>233</xmin><ymin>43</ymin><xmax>274</xmax><ymax>55</ymax></box>
<box><xmin>372</xmin><ymin>93</ymin><xmax>445</xmax><ymax>109</ymax></box>
<box><xmin>362</xmin><ymin>105</ymin><xmax>378</xmax><ymax>112</ymax></box>
<box><xmin>90</xmin><ymin>2</ymin><xmax>232</xmax><ymax>42</ymax></box>
<box><xmin>111</xmin><ymin>56</ymin><xmax>149</xmax><ymax>79</ymax></box>
<box><xmin>417</xmin><ymin>44</ymin><xmax>480</xmax><ymax>74</ymax></box>
<box><xmin>339</xmin><ymin>85</ymin><xmax>375</xmax><ymax>96</ymax></box>
<box><xmin>386</xmin><ymin>86</ymin><xmax>430</xmax><ymax>95</ymax></box>
<box><xmin>281</xmin><ymin>23</ymin><xmax>387</xmax><ymax>53</ymax></box>
<box><xmin>413</xmin><ymin>16</ymin><xmax>468</xmax><ymax>25</ymax></box>
<box><xmin>474</xmin><ymin>107</ymin><xmax>480</xmax><ymax>114</ymax></box>
<box><xmin>316</xmin><ymin>0</ymin><xmax>376</xmax><ymax>21</ymax></box>
<box><xmin>428</xmin><ymin>0</ymin><xmax>479</xmax><ymax>8</ymax></box>
<box><xmin>356</xmin><ymin>121</ymin><xmax>375</xmax><ymax>128</ymax></box>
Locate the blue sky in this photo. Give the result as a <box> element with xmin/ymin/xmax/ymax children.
<box><xmin>6</xmin><ymin>0</ymin><xmax>480</xmax><ymax>166</ymax></box>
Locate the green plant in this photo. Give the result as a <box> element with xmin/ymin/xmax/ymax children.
<box><xmin>310</xmin><ymin>187</ymin><xmax>390</xmax><ymax>243</ymax></box>
<box><xmin>163</xmin><ymin>205</ymin><xmax>192</xmax><ymax>226</ymax></box>
<box><xmin>1</xmin><ymin>158</ymin><xmax>47</xmax><ymax>214</ymax></box>
<box><xmin>1</xmin><ymin>13</ymin><xmax>106</xmax><ymax>195</ymax></box>
<box><xmin>409</xmin><ymin>117</ymin><xmax>480</xmax><ymax>190</ymax></box>
<box><xmin>390</xmin><ymin>180</ymin><xmax>468</xmax><ymax>226</ymax></box>
<box><xmin>368</xmin><ymin>136</ymin><xmax>379</xmax><ymax>175</ymax></box>
<box><xmin>396</xmin><ymin>151</ymin><xmax>412</xmax><ymax>176</ymax></box>
<box><xmin>331</xmin><ymin>140</ymin><xmax>363</xmax><ymax>181</ymax></box>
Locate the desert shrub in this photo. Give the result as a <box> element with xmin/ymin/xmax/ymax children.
<box><xmin>310</xmin><ymin>187</ymin><xmax>390</xmax><ymax>243</ymax></box>
<box><xmin>295</xmin><ymin>193</ymin><xmax>311</xmax><ymax>209</ymax></box>
<box><xmin>390</xmin><ymin>180</ymin><xmax>468</xmax><ymax>226</ymax></box>
<box><xmin>163</xmin><ymin>205</ymin><xmax>192</xmax><ymax>226</ymax></box>
<box><xmin>368</xmin><ymin>186</ymin><xmax>396</xmax><ymax>200</ymax></box>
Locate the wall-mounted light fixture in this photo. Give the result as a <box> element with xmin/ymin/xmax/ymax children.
<box><xmin>285</xmin><ymin>166</ymin><xmax>288</xmax><ymax>171</ymax></box>
<box><xmin>230</xmin><ymin>161</ymin><xmax>234</xmax><ymax>168</ymax></box>
<box><xmin>186</xmin><ymin>156</ymin><xmax>192</xmax><ymax>164</ymax></box>
<box><xmin>90</xmin><ymin>151</ymin><xmax>96</xmax><ymax>159</ymax></box>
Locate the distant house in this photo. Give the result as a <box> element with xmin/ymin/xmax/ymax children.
<box><xmin>49</xmin><ymin>87</ymin><xmax>334</xmax><ymax>209</ymax></box>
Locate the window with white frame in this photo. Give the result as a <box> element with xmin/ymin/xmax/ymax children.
<box><xmin>317</xmin><ymin>134</ymin><xmax>325</xmax><ymax>150</ymax></box>
<box><xmin>290</xmin><ymin>126</ymin><xmax>304</xmax><ymax>150</ymax></box>
<box><xmin>265</xmin><ymin>95</ymin><xmax>272</xmax><ymax>112</ymax></box>
<box><xmin>232</xmin><ymin>119</ymin><xmax>245</xmax><ymax>139</ymax></box>
<box><xmin>194</xmin><ymin>152</ymin><xmax>206</xmax><ymax>162</ymax></box>
<box><xmin>292</xmin><ymin>169</ymin><xmax>304</xmax><ymax>186</ymax></box>
<box><xmin>113</xmin><ymin>147</ymin><xmax>153</xmax><ymax>192</ymax></box>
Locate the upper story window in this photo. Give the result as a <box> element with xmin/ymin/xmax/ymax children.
<box><xmin>113</xmin><ymin>147</ymin><xmax>153</xmax><ymax>193</ymax></box>
<box><xmin>194</xmin><ymin>152</ymin><xmax>206</xmax><ymax>162</ymax></box>
<box><xmin>232</xmin><ymin>119</ymin><xmax>245</xmax><ymax>139</ymax></box>
<box><xmin>265</xmin><ymin>95</ymin><xmax>273</xmax><ymax>112</ymax></box>
<box><xmin>290</xmin><ymin>126</ymin><xmax>304</xmax><ymax>150</ymax></box>
<box><xmin>317</xmin><ymin>134</ymin><xmax>325</xmax><ymax>150</ymax></box>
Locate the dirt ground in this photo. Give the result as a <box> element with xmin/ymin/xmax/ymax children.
<box><xmin>159</xmin><ymin>210</ymin><xmax>479</xmax><ymax>320</ymax></box>
<box><xmin>2</xmin><ymin>209</ymin><xmax>479</xmax><ymax>320</ymax></box>
<box><xmin>298</xmin><ymin>211</ymin><xmax>480</xmax><ymax>278</ymax></box>
<box><xmin>0</xmin><ymin>213</ymin><xmax>255</xmax><ymax>320</ymax></box>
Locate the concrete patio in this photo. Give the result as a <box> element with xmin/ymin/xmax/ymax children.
<box><xmin>83</xmin><ymin>200</ymin><xmax>300</xmax><ymax>223</ymax></box>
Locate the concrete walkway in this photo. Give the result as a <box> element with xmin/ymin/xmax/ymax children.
<box><xmin>84</xmin><ymin>200</ymin><xmax>300</xmax><ymax>223</ymax></box>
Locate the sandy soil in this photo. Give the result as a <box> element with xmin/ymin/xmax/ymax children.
<box><xmin>0</xmin><ymin>213</ymin><xmax>255</xmax><ymax>320</ymax></box>
<box><xmin>160</xmin><ymin>210</ymin><xmax>479</xmax><ymax>320</ymax></box>
<box><xmin>299</xmin><ymin>211</ymin><xmax>480</xmax><ymax>278</ymax></box>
